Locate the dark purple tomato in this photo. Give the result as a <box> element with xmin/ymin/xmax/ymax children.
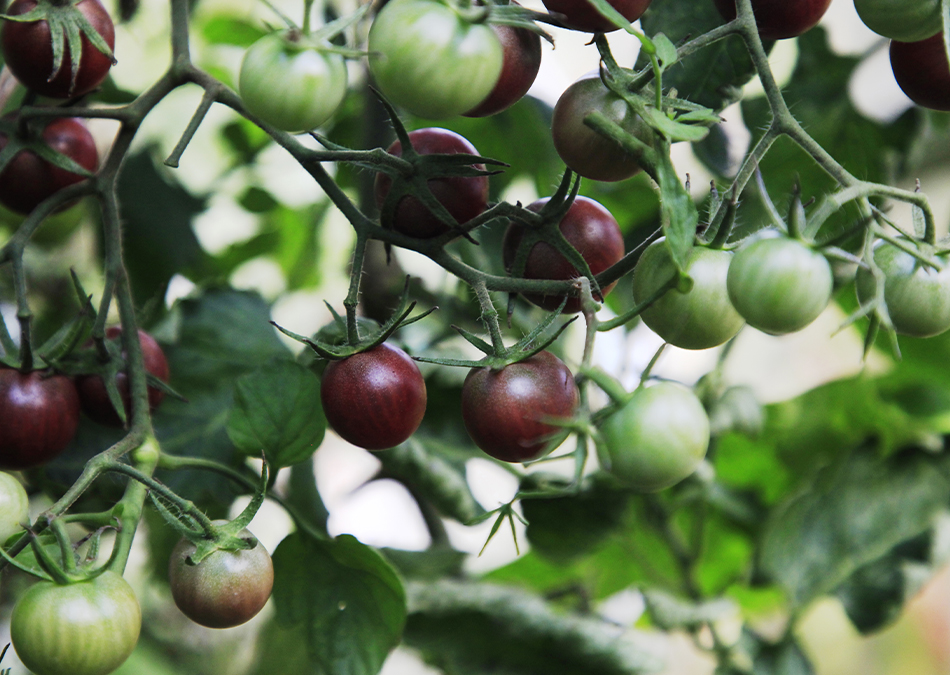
<box><xmin>503</xmin><ymin>196</ymin><xmax>625</xmax><ymax>313</ymax></box>
<box><xmin>320</xmin><ymin>343</ymin><xmax>427</xmax><ymax>450</ymax></box>
<box><xmin>541</xmin><ymin>0</ymin><xmax>652</xmax><ymax>33</ymax></box>
<box><xmin>1</xmin><ymin>0</ymin><xmax>115</xmax><ymax>99</ymax></box>
<box><xmin>374</xmin><ymin>128</ymin><xmax>489</xmax><ymax>239</ymax></box>
<box><xmin>712</xmin><ymin>0</ymin><xmax>832</xmax><ymax>40</ymax></box>
<box><xmin>462</xmin><ymin>351</ymin><xmax>579</xmax><ymax>463</ymax></box>
<box><xmin>890</xmin><ymin>33</ymin><xmax>950</xmax><ymax>112</ymax></box>
<box><xmin>0</xmin><ymin>117</ymin><xmax>99</xmax><ymax>215</ymax></box>
<box><xmin>464</xmin><ymin>19</ymin><xmax>542</xmax><ymax>117</ymax></box>
<box><xmin>0</xmin><ymin>368</ymin><xmax>80</xmax><ymax>470</ymax></box>
<box><xmin>76</xmin><ymin>327</ymin><xmax>170</xmax><ymax>427</ymax></box>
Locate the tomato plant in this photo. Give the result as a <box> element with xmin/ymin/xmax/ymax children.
<box><xmin>463</xmin><ymin>18</ymin><xmax>542</xmax><ymax>117</ymax></box>
<box><xmin>633</xmin><ymin>239</ymin><xmax>744</xmax><ymax>350</ymax></box>
<box><xmin>890</xmin><ymin>33</ymin><xmax>950</xmax><ymax>112</ymax></box>
<box><xmin>374</xmin><ymin>128</ymin><xmax>489</xmax><ymax>239</ymax></box>
<box><xmin>856</xmin><ymin>241</ymin><xmax>950</xmax><ymax>338</ymax></box>
<box><xmin>367</xmin><ymin>0</ymin><xmax>503</xmax><ymax>119</ymax></box>
<box><xmin>11</xmin><ymin>571</ymin><xmax>141</xmax><ymax>675</ymax></box>
<box><xmin>1</xmin><ymin>0</ymin><xmax>115</xmax><ymax>99</ymax></box>
<box><xmin>0</xmin><ymin>117</ymin><xmax>98</xmax><ymax>215</ymax></box>
<box><xmin>0</xmin><ymin>471</ymin><xmax>28</xmax><ymax>544</ymax></box>
<box><xmin>727</xmin><ymin>236</ymin><xmax>833</xmax><ymax>335</ymax></box>
<box><xmin>238</xmin><ymin>30</ymin><xmax>348</xmax><ymax>134</ymax></box>
<box><xmin>76</xmin><ymin>327</ymin><xmax>170</xmax><ymax>428</ymax></box>
<box><xmin>503</xmin><ymin>195</ymin><xmax>624</xmax><ymax>313</ymax></box>
<box><xmin>712</xmin><ymin>0</ymin><xmax>832</xmax><ymax>40</ymax></box>
<box><xmin>461</xmin><ymin>351</ymin><xmax>578</xmax><ymax>463</ymax></box>
<box><xmin>599</xmin><ymin>381</ymin><xmax>709</xmax><ymax>492</ymax></box>
<box><xmin>321</xmin><ymin>343</ymin><xmax>427</xmax><ymax>450</ymax></box>
<box><xmin>0</xmin><ymin>369</ymin><xmax>80</xmax><ymax>470</ymax></box>
<box><xmin>551</xmin><ymin>74</ymin><xmax>654</xmax><ymax>182</ymax></box>
<box><xmin>853</xmin><ymin>0</ymin><xmax>942</xmax><ymax>43</ymax></box>
<box><xmin>540</xmin><ymin>0</ymin><xmax>652</xmax><ymax>33</ymax></box>
<box><xmin>169</xmin><ymin>526</ymin><xmax>274</xmax><ymax>629</ymax></box>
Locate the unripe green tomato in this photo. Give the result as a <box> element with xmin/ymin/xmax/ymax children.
<box><xmin>239</xmin><ymin>31</ymin><xmax>348</xmax><ymax>133</ymax></box>
<box><xmin>855</xmin><ymin>240</ymin><xmax>950</xmax><ymax>338</ymax></box>
<box><xmin>600</xmin><ymin>381</ymin><xmax>710</xmax><ymax>492</ymax></box>
<box><xmin>368</xmin><ymin>0</ymin><xmax>503</xmax><ymax>119</ymax></box>
<box><xmin>727</xmin><ymin>236</ymin><xmax>833</xmax><ymax>335</ymax></box>
<box><xmin>853</xmin><ymin>0</ymin><xmax>942</xmax><ymax>43</ymax></box>
<box><xmin>0</xmin><ymin>471</ymin><xmax>28</xmax><ymax>543</ymax></box>
<box><xmin>633</xmin><ymin>240</ymin><xmax>744</xmax><ymax>349</ymax></box>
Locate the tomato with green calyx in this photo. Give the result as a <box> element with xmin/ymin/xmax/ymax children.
<box><xmin>169</xmin><ymin>525</ymin><xmax>274</xmax><ymax>629</ymax></box>
<box><xmin>727</xmin><ymin>235</ymin><xmax>833</xmax><ymax>335</ymax></box>
<box><xmin>464</xmin><ymin>16</ymin><xmax>542</xmax><ymax>117</ymax></box>
<box><xmin>855</xmin><ymin>240</ymin><xmax>950</xmax><ymax>338</ymax></box>
<box><xmin>0</xmin><ymin>117</ymin><xmax>99</xmax><ymax>215</ymax></box>
<box><xmin>503</xmin><ymin>196</ymin><xmax>624</xmax><ymax>313</ymax></box>
<box><xmin>462</xmin><ymin>351</ymin><xmax>579</xmax><ymax>463</ymax></box>
<box><xmin>551</xmin><ymin>74</ymin><xmax>654</xmax><ymax>182</ymax></box>
<box><xmin>600</xmin><ymin>381</ymin><xmax>709</xmax><ymax>492</ymax></box>
<box><xmin>321</xmin><ymin>343</ymin><xmax>427</xmax><ymax>450</ymax></box>
<box><xmin>368</xmin><ymin>0</ymin><xmax>503</xmax><ymax>119</ymax></box>
<box><xmin>1</xmin><ymin>0</ymin><xmax>115</xmax><ymax>99</ymax></box>
<box><xmin>854</xmin><ymin>0</ymin><xmax>941</xmax><ymax>43</ymax></box>
<box><xmin>0</xmin><ymin>471</ymin><xmax>29</xmax><ymax>543</ymax></box>
<box><xmin>633</xmin><ymin>239</ymin><xmax>744</xmax><ymax>350</ymax></box>
<box><xmin>239</xmin><ymin>30</ymin><xmax>348</xmax><ymax>133</ymax></box>
<box><xmin>541</xmin><ymin>0</ymin><xmax>652</xmax><ymax>33</ymax></box>
<box><xmin>11</xmin><ymin>571</ymin><xmax>141</xmax><ymax>675</ymax></box>
<box><xmin>374</xmin><ymin>128</ymin><xmax>489</xmax><ymax>239</ymax></box>
<box><xmin>712</xmin><ymin>0</ymin><xmax>832</xmax><ymax>41</ymax></box>
<box><xmin>890</xmin><ymin>33</ymin><xmax>950</xmax><ymax>112</ymax></box>
<box><xmin>0</xmin><ymin>368</ymin><xmax>80</xmax><ymax>470</ymax></box>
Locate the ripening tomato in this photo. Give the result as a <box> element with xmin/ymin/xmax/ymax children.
<box><xmin>890</xmin><ymin>33</ymin><xmax>950</xmax><ymax>112</ymax></box>
<box><xmin>854</xmin><ymin>0</ymin><xmax>942</xmax><ymax>43</ymax></box>
<box><xmin>541</xmin><ymin>0</ymin><xmax>652</xmax><ymax>33</ymax></box>
<box><xmin>464</xmin><ymin>17</ymin><xmax>542</xmax><ymax>117</ymax></box>
<box><xmin>0</xmin><ymin>368</ymin><xmax>80</xmax><ymax>470</ymax></box>
<box><xmin>712</xmin><ymin>0</ymin><xmax>832</xmax><ymax>41</ymax></box>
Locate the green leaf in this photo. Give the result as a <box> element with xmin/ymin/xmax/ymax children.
<box><xmin>270</xmin><ymin>532</ymin><xmax>407</xmax><ymax>675</ymax></box>
<box><xmin>642</xmin><ymin>588</ymin><xmax>737</xmax><ymax>631</ymax></box>
<box><xmin>642</xmin><ymin>108</ymin><xmax>710</xmax><ymax>143</ymax></box>
<box><xmin>227</xmin><ymin>359</ymin><xmax>326</xmax><ymax>468</ymax></box>
<box><xmin>654</xmin><ymin>150</ymin><xmax>698</xmax><ymax>272</ymax></box>
<box><xmin>202</xmin><ymin>17</ymin><xmax>266</xmax><ymax>47</ymax></box>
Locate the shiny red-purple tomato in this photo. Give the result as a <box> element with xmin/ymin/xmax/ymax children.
<box><xmin>890</xmin><ymin>33</ymin><xmax>950</xmax><ymax>112</ymax></box>
<box><xmin>503</xmin><ymin>196</ymin><xmax>625</xmax><ymax>313</ymax></box>
<box><xmin>0</xmin><ymin>117</ymin><xmax>99</xmax><ymax>215</ymax></box>
<box><xmin>320</xmin><ymin>343</ymin><xmax>427</xmax><ymax>450</ymax></box>
<box><xmin>541</xmin><ymin>0</ymin><xmax>652</xmax><ymax>33</ymax></box>
<box><xmin>76</xmin><ymin>327</ymin><xmax>171</xmax><ymax>427</ymax></box>
<box><xmin>462</xmin><ymin>351</ymin><xmax>579</xmax><ymax>463</ymax></box>
<box><xmin>464</xmin><ymin>20</ymin><xmax>542</xmax><ymax>117</ymax></box>
<box><xmin>1</xmin><ymin>0</ymin><xmax>115</xmax><ymax>98</ymax></box>
<box><xmin>712</xmin><ymin>0</ymin><xmax>832</xmax><ymax>40</ymax></box>
<box><xmin>0</xmin><ymin>369</ymin><xmax>80</xmax><ymax>470</ymax></box>
<box><xmin>374</xmin><ymin>128</ymin><xmax>489</xmax><ymax>239</ymax></box>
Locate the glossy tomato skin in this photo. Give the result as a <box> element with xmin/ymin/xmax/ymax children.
<box><xmin>374</xmin><ymin>128</ymin><xmax>489</xmax><ymax>239</ymax></box>
<box><xmin>712</xmin><ymin>0</ymin><xmax>832</xmax><ymax>40</ymax></box>
<box><xmin>76</xmin><ymin>327</ymin><xmax>171</xmax><ymax>427</ymax></box>
<box><xmin>239</xmin><ymin>30</ymin><xmax>348</xmax><ymax>133</ymax></box>
<box><xmin>464</xmin><ymin>19</ymin><xmax>542</xmax><ymax>117</ymax></box>
<box><xmin>541</xmin><ymin>0</ymin><xmax>652</xmax><ymax>33</ymax></box>
<box><xmin>633</xmin><ymin>240</ymin><xmax>744</xmax><ymax>350</ymax></box>
<box><xmin>503</xmin><ymin>196</ymin><xmax>624</xmax><ymax>313</ymax></box>
<box><xmin>368</xmin><ymin>0</ymin><xmax>503</xmax><ymax>119</ymax></box>
<box><xmin>462</xmin><ymin>351</ymin><xmax>579</xmax><ymax>463</ymax></box>
<box><xmin>321</xmin><ymin>343</ymin><xmax>427</xmax><ymax>450</ymax></box>
<box><xmin>890</xmin><ymin>34</ymin><xmax>950</xmax><ymax>112</ymax></box>
<box><xmin>11</xmin><ymin>571</ymin><xmax>141</xmax><ymax>675</ymax></box>
<box><xmin>726</xmin><ymin>236</ymin><xmax>833</xmax><ymax>335</ymax></box>
<box><xmin>1</xmin><ymin>0</ymin><xmax>115</xmax><ymax>99</ymax></box>
<box><xmin>0</xmin><ymin>471</ymin><xmax>29</xmax><ymax>543</ymax></box>
<box><xmin>552</xmin><ymin>75</ymin><xmax>654</xmax><ymax>182</ymax></box>
<box><xmin>169</xmin><ymin>526</ymin><xmax>274</xmax><ymax>629</ymax></box>
<box><xmin>600</xmin><ymin>381</ymin><xmax>709</xmax><ymax>492</ymax></box>
<box><xmin>0</xmin><ymin>369</ymin><xmax>80</xmax><ymax>470</ymax></box>
<box><xmin>855</xmin><ymin>240</ymin><xmax>950</xmax><ymax>338</ymax></box>
<box><xmin>854</xmin><ymin>0</ymin><xmax>941</xmax><ymax>43</ymax></box>
<box><xmin>0</xmin><ymin>117</ymin><xmax>98</xmax><ymax>215</ymax></box>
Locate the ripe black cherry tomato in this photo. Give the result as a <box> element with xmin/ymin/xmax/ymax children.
<box><xmin>320</xmin><ymin>343</ymin><xmax>427</xmax><ymax>450</ymax></box>
<box><xmin>0</xmin><ymin>368</ymin><xmax>80</xmax><ymax>470</ymax></box>
<box><xmin>1</xmin><ymin>0</ymin><xmax>115</xmax><ymax>99</ymax></box>
<box><xmin>461</xmin><ymin>350</ymin><xmax>579</xmax><ymax>463</ymax></box>
<box><xmin>890</xmin><ymin>33</ymin><xmax>950</xmax><ymax>112</ymax></box>
<box><xmin>0</xmin><ymin>117</ymin><xmax>99</xmax><ymax>215</ymax></box>
<box><xmin>464</xmin><ymin>18</ymin><xmax>542</xmax><ymax>117</ymax></box>
<box><xmin>542</xmin><ymin>0</ymin><xmax>652</xmax><ymax>33</ymax></box>
<box><xmin>374</xmin><ymin>128</ymin><xmax>489</xmax><ymax>239</ymax></box>
<box><xmin>712</xmin><ymin>0</ymin><xmax>832</xmax><ymax>41</ymax></box>
<box><xmin>503</xmin><ymin>196</ymin><xmax>624</xmax><ymax>313</ymax></box>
